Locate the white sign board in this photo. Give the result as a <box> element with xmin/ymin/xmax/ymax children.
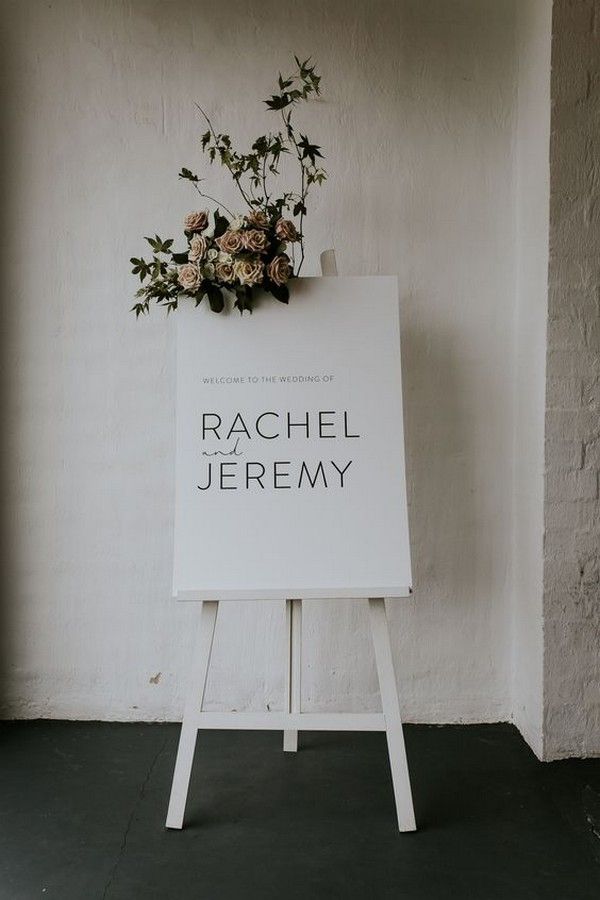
<box><xmin>173</xmin><ymin>276</ymin><xmax>412</xmax><ymax>600</ymax></box>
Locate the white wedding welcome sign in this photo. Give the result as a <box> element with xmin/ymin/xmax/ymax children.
<box><xmin>173</xmin><ymin>276</ymin><xmax>412</xmax><ymax>600</ymax></box>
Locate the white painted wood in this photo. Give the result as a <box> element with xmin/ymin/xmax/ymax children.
<box><xmin>283</xmin><ymin>598</ymin><xmax>302</xmax><ymax>751</ymax></box>
<box><xmin>368</xmin><ymin>598</ymin><xmax>416</xmax><ymax>832</ymax></box>
<box><xmin>194</xmin><ymin>712</ymin><xmax>386</xmax><ymax>730</ymax></box>
<box><xmin>165</xmin><ymin>600</ymin><xmax>218</xmax><ymax>829</ymax></box>
<box><xmin>166</xmin><ymin>598</ymin><xmax>417</xmax><ymax>830</ymax></box>
<box><xmin>320</xmin><ymin>248</ymin><xmax>338</xmax><ymax>276</ymax></box>
<box><xmin>176</xmin><ymin>586</ymin><xmax>411</xmax><ymax>601</ymax></box>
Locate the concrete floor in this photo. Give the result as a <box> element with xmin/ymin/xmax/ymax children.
<box><xmin>1</xmin><ymin>722</ymin><xmax>599</xmax><ymax>899</ymax></box>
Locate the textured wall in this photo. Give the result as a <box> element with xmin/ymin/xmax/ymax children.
<box><xmin>512</xmin><ymin>0</ymin><xmax>551</xmax><ymax>759</ymax></box>
<box><xmin>1</xmin><ymin>0</ymin><xmax>518</xmax><ymax>724</ymax></box>
<box><xmin>543</xmin><ymin>0</ymin><xmax>600</xmax><ymax>759</ymax></box>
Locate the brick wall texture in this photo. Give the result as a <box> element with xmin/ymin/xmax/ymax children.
<box><xmin>544</xmin><ymin>0</ymin><xmax>600</xmax><ymax>758</ymax></box>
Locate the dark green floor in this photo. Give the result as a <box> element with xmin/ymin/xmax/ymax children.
<box><xmin>1</xmin><ymin>722</ymin><xmax>599</xmax><ymax>899</ymax></box>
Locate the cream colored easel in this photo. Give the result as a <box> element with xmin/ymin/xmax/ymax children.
<box><xmin>165</xmin><ymin>251</ymin><xmax>416</xmax><ymax>833</ymax></box>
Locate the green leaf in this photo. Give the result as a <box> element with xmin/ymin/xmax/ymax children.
<box><xmin>130</xmin><ymin>256</ymin><xmax>151</xmax><ymax>281</ymax></box>
<box><xmin>206</xmin><ymin>284</ymin><xmax>225</xmax><ymax>313</ymax></box>
<box><xmin>171</xmin><ymin>251</ymin><xmax>188</xmax><ymax>264</ymax></box>
<box><xmin>179</xmin><ymin>167</ymin><xmax>199</xmax><ymax>182</ymax></box>
<box><xmin>297</xmin><ymin>135</ymin><xmax>324</xmax><ymax>165</ymax></box>
<box><xmin>213</xmin><ymin>211</ymin><xmax>229</xmax><ymax>239</ymax></box>
<box><xmin>234</xmin><ymin>286</ymin><xmax>254</xmax><ymax>314</ymax></box>
<box><xmin>264</xmin><ymin>94</ymin><xmax>291</xmax><ymax>111</ymax></box>
<box><xmin>131</xmin><ymin>301</ymin><xmax>148</xmax><ymax>318</ymax></box>
<box><xmin>267</xmin><ymin>282</ymin><xmax>289</xmax><ymax>304</ymax></box>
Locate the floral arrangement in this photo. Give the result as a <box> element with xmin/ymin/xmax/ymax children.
<box><xmin>131</xmin><ymin>57</ymin><xmax>326</xmax><ymax>316</ymax></box>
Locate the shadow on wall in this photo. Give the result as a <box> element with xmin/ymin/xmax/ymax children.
<box><xmin>399</xmin><ymin>297</ymin><xmax>509</xmax><ymax>717</ymax></box>
<box><xmin>0</xmin><ymin>28</ymin><xmax>17</xmax><ymax>715</ymax></box>
<box><xmin>410</xmin><ymin>307</ymin><xmax>502</xmax><ymax>712</ymax></box>
<box><xmin>305</xmin><ymin>301</ymin><xmax>495</xmax><ymax>717</ymax></box>
<box><xmin>402</xmin><ymin>305</ymin><xmax>483</xmax><ymax>600</ymax></box>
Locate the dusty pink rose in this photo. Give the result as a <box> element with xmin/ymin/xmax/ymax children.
<box><xmin>177</xmin><ymin>262</ymin><xmax>202</xmax><ymax>291</ymax></box>
<box><xmin>243</xmin><ymin>229</ymin><xmax>269</xmax><ymax>254</ymax></box>
<box><xmin>184</xmin><ymin>210</ymin><xmax>209</xmax><ymax>232</ymax></box>
<box><xmin>215</xmin><ymin>260</ymin><xmax>235</xmax><ymax>283</ymax></box>
<box><xmin>233</xmin><ymin>258</ymin><xmax>264</xmax><ymax>286</ymax></box>
<box><xmin>247</xmin><ymin>210</ymin><xmax>269</xmax><ymax>230</ymax></box>
<box><xmin>275</xmin><ymin>218</ymin><xmax>300</xmax><ymax>242</ymax></box>
<box><xmin>217</xmin><ymin>229</ymin><xmax>245</xmax><ymax>254</ymax></box>
<box><xmin>188</xmin><ymin>234</ymin><xmax>208</xmax><ymax>262</ymax></box>
<box><xmin>267</xmin><ymin>254</ymin><xmax>292</xmax><ymax>286</ymax></box>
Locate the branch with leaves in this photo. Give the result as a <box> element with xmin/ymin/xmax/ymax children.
<box><xmin>131</xmin><ymin>56</ymin><xmax>326</xmax><ymax>317</ymax></box>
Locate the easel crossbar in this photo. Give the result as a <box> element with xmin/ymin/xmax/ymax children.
<box><xmin>192</xmin><ymin>712</ymin><xmax>386</xmax><ymax>731</ymax></box>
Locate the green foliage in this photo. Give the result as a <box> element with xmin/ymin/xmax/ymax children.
<box><xmin>213</xmin><ymin>210</ymin><xmax>229</xmax><ymax>240</ymax></box>
<box><xmin>234</xmin><ymin>286</ymin><xmax>254</xmax><ymax>315</ymax></box>
<box><xmin>144</xmin><ymin>234</ymin><xmax>174</xmax><ymax>254</ymax></box>
<box><xmin>130</xmin><ymin>56</ymin><xmax>326</xmax><ymax>317</ymax></box>
<box><xmin>267</xmin><ymin>282</ymin><xmax>290</xmax><ymax>304</ymax></box>
<box><xmin>206</xmin><ymin>284</ymin><xmax>225</xmax><ymax>313</ymax></box>
<box><xmin>197</xmin><ymin>55</ymin><xmax>326</xmax><ymax>271</ymax></box>
<box><xmin>179</xmin><ymin>167</ymin><xmax>199</xmax><ymax>183</ymax></box>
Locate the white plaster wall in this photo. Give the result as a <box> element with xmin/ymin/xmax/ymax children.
<box><xmin>511</xmin><ymin>0</ymin><xmax>551</xmax><ymax>758</ymax></box>
<box><xmin>1</xmin><ymin>0</ymin><xmax>519</xmax><ymax>723</ymax></box>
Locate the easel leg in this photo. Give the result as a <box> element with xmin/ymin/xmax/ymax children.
<box><xmin>368</xmin><ymin>598</ymin><xmax>416</xmax><ymax>832</ymax></box>
<box><xmin>283</xmin><ymin>598</ymin><xmax>302</xmax><ymax>752</ymax></box>
<box><xmin>166</xmin><ymin>600</ymin><xmax>218</xmax><ymax>829</ymax></box>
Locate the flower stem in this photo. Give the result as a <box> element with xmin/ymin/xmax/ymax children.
<box><xmin>281</xmin><ymin>110</ymin><xmax>306</xmax><ymax>274</ymax></box>
<box><xmin>191</xmin><ymin>183</ymin><xmax>235</xmax><ymax>218</ymax></box>
<box><xmin>195</xmin><ymin>103</ymin><xmax>254</xmax><ymax>210</ymax></box>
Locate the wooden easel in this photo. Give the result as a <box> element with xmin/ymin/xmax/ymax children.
<box><xmin>165</xmin><ymin>252</ymin><xmax>416</xmax><ymax>833</ymax></box>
